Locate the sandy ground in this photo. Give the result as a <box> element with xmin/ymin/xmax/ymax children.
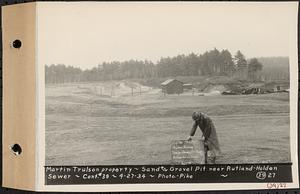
<box><xmin>45</xmin><ymin>81</ymin><xmax>290</xmax><ymax>165</ymax></box>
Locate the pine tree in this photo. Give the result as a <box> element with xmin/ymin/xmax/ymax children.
<box><xmin>248</xmin><ymin>58</ymin><xmax>263</xmax><ymax>80</ymax></box>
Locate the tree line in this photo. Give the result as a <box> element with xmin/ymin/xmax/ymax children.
<box><xmin>258</xmin><ymin>57</ymin><xmax>289</xmax><ymax>81</ymax></box>
<box><xmin>45</xmin><ymin>48</ymin><xmax>263</xmax><ymax>84</ymax></box>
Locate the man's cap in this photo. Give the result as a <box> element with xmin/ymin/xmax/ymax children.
<box><xmin>192</xmin><ymin>111</ymin><xmax>201</xmax><ymax>121</ymax></box>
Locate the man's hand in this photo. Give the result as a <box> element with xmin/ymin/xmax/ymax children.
<box><xmin>187</xmin><ymin>136</ymin><xmax>192</xmax><ymax>141</ymax></box>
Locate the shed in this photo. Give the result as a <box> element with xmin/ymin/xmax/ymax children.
<box><xmin>183</xmin><ymin>83</ymin><xmax>194</xmax><ymax>90</ymax></box>
<box><xmin>265</xmin><ymin>82</ymin><xmax>290</xmax><ymax>92</ymax></box>
<box><xmin>161</xmin><ymin>79</ymin><xmax>183</xmax><ymax>94</ymax></box>
<box><xmin>274</xmin><ymin>84</ymin><xmax>289</xmax><ymax>92</ymax></box>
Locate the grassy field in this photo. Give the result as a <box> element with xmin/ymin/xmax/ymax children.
<box><xmin>45</xmin><ymin>82</ymin><xmax>290</xmax><ymax>165</ymax></box>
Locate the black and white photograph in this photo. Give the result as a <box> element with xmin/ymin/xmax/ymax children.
<box><xmin>44</xmin><ymin>2</ymin><xmax>293</xmax><ymax>165</ymax></box>
<box><xmin>39</xmin><ymin>2</ymin><xmax>298</xmax><ymax>188</ymax></box>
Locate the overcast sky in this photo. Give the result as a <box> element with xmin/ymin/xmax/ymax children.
<box><xmin>38</xmin><ymin>2</ymin><xmax>298</xmax><ymax>69</ymax></box>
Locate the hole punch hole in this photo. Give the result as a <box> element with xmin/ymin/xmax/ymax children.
<box><xmin>10</xmin><ymin>144</ymin><xmax>22</xmax><ymax>155</ymax></box>
<box><xmin>12</xmin><ymin>39</ymin><xmax>22</xmax><ymax>49</ymax></box>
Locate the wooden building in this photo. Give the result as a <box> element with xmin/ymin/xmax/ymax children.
<box><xmin>183</xmin><ymin>83</ymin><xmax>194</xmax><ymax>90</ymax></box>
<box><xmin>161</xmin><ymin>79</ymin><xmax>183</xmax><ymax>95</ymax></box>
<box><xmin>265</xmin><ymin>83</ymin><xmax>289</xmax><ymax>92</ymax></box>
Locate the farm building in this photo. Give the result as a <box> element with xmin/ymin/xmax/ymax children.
<box><xmin>274</xmin><ymin>84</ymin><xmax>289</xmax><ymax>92</ymax></box>
<box><xmin>183</xmin><ymin>83</ymin><xmax>194</xmax><ymax>90</ymax></box>
<box><xmin>265</xmin><ymin>82</ymin><xmax>289</xmax><ymax>92</ymax></box>
<box><xmin>161</xmin><ymin>79</ymin><xmax>183</xmax><ymax>95</ymax></box>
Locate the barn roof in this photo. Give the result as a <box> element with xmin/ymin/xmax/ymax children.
<box><xmin>161</xmin><ymin>79</ymin><xmax>183</xmax><ymax>86</ymax></box>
